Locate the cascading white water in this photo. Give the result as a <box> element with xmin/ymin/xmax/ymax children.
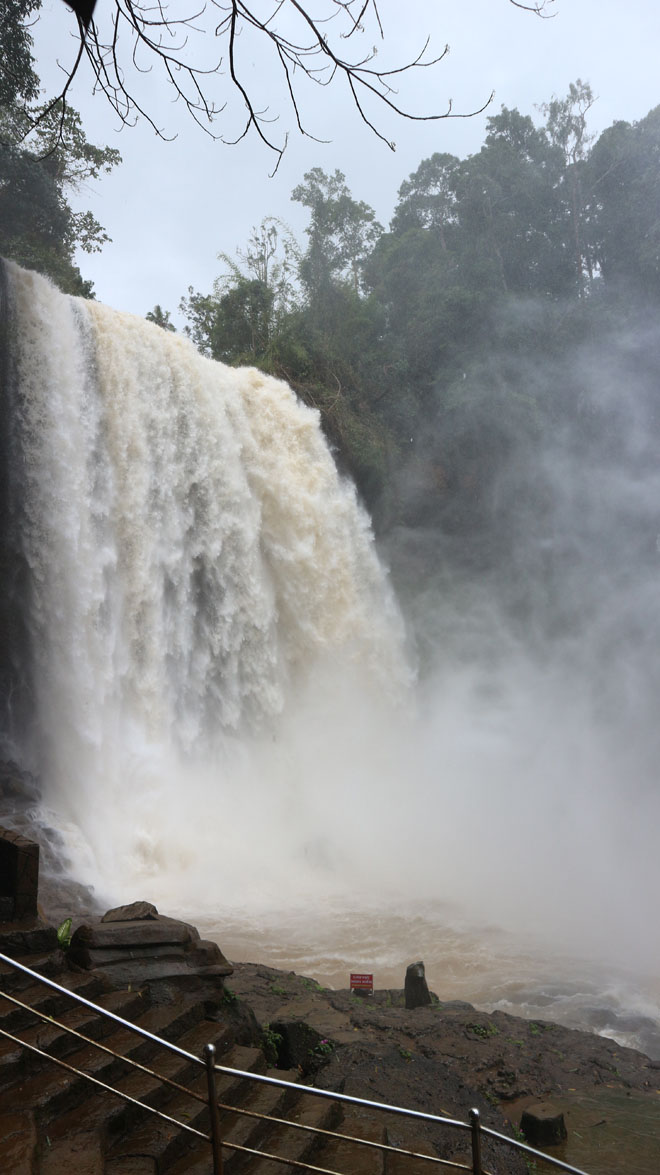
<box><xmin>6</xmin><ymin>261</ymin><xmax>411</xmax><ymax>904</ymax></box>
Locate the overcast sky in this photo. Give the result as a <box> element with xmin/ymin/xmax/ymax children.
<box><xmin>32</xmin><ymin>0</ymin><xmax>660</xmax><ymax>322</ymax></box>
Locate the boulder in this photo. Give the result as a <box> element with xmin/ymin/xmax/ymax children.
<box><xmin>0</xmin><ymin>920</ymin><xmax>59</xmax><ymax>956</ymax></box>
<box><xmin>71</xmin><ymin>916</ymin><xmax>199</xmax><ymax>952</ymax></box>
<box><xmin>101</xmin><ymin>901</ymin><xmax>159</xmax><ymax>922</ymax></box>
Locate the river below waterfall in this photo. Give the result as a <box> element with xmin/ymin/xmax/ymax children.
<box><xmin>193</xmin><ymin>902</ymin><xmax>660</xmax><ymax>1063</ymax></box>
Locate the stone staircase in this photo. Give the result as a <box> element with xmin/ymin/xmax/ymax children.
<box><xmin>0</xmin><ymin>940</ymin><xmax>434</xmax><ymax>1175</ymax></box>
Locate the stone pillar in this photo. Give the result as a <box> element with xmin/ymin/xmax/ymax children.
<box><xmin>0</xmin><ymin>827</ymin><xmax>40</xmax><ymax>921</ymax></box>
<box><xmin>404</xmin><ymin>960</ymin><xmax>432</xmax><ymax>1009</ymax></box>
<box><xmin>520</xmin><ymin>1103</ymin><xmax>568</xmax><ymax>1147</ymax></box>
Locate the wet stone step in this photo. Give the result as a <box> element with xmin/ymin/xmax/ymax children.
<box><xmin>383</xmin><ymin>1127</ymin><xmax>441</xmax><ymax>1175</ymax></box>
<box><xmin>33</xmin><ymin>1000</ymin><xmax>190</xmax><ymax>1089</ymax></box>
<box><xmin>0</xmin><ymin>921</ymin><xmax>59</xmax><ymax>958</ymax></box>
<box><xmin>0</xmin><ymin>968</ymin><xmax>108</xmax><ymax>1032</ymax></box>
<box><xmin>49</xmin><ymin>1039</ymin><xmax>267</xmax><ymax>1164</ymax></box>
<box><xmin>39</xmin><ymin>1126</ymin><xmax>105</xmax><ymax>1175</ymax></box>
<box><xmin>72</xmin><ymin>917</ymin><xmax>199</xmax><ymax>951</ymax></box>
<box><xmin>213</xmin><ymin>1044</ymin><xmax>269</xmax><ymax>1102</ymax></box>
<box><xmin>164</xmin><ymin>1050</ymin><xmax>277</xmax><ymax>1175</ymax></box>
<box><xmin>0</xmin><ymin>1110</ymin><xmax>37</xmax><ymax>1175</ymax></box>
<box><xmin>219</xmin><ymin>1067</ymin><xmax>302</xmax><ymax>1171</ymax></box>
<box><xmin>156</xmin><ymin>1140</ymin><xmax>212</xmax><ymax>1175</ymax></box>
<box><xmin>105</xmin><ymin>1104</ymin><xmax>210</xmax><ymax>1173</ymax></box>
<box><xmin>106</xmin><ymin>1158</ymin><xmax>158</xmax><ymax>1174</ymax></box>
<box><xmin>37</xmin><ymin>1059</ymin><xmax>172</xmax><ymax>1158</ymax></box>
<box><xmin>317</xmin><ymin>1109</ymin><xmax>387</xmax><ymax>1175</ymax></box>
<box><xmin>0</xmin><ymin>952</ymin><xmax>66</xmax><ymax>993</ymax></box>
<box><xmin>0</xmin><ymin>991</ymin><xmax>157</xmax><ymax>1122</ymax></box>
<box><xmin>238</xmin><ymin>1091</ymin><xmax>342</xmax><ymax>1175</ymax></box>
<box><xmin>102</xmin><ymin>1022</ymin><xmax>254</xmax><ymax>1170</ymax></box>
<box><xmin>103</xmin><ymin>1082</ymin><xmax>210</xmax><ymax>1172</ymax></box>
<box><xmin>0</xmin><ymin>994</ymin><xmax>223</xmax><ymax>1131</ymax></box>
<box><xmin>96</xmin><ymin>994</ymin><xmax>211</xmax><ymax>1058</ymax></box>
<box><xmin>0</xmin><ymin>987</ymin><xmax>147</xmax><ymax>1084</ymax></box>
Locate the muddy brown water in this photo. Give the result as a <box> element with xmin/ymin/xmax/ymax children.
<box><xmin>195</xmin><ymin>904</ymin><xmax>660</xmax><ymax>1063</ymax></box>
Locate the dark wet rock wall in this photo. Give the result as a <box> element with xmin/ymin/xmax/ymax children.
<box><xmin>0</xmin><ymin>260</ymin><xmax>33</xmax><ymax>760</ymax></box>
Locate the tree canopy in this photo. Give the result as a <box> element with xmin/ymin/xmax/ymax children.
<box><xmin>177</xmin><ymin>83</ymin><xmax>660</xmax><ymax>535</ymax></box>
<box><xmin>0</xmin><ymin>0</ymin><xmax>120</xmax><ymax>294</ymax></box>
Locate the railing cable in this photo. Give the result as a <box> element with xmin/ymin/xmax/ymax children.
<box><xmin>0</xmin><ymin>986</ymin><xmax>208</xmax><ymax>1104</ymax></box>
<box><xmin>0</xmin><ymin>951</ymin><xmax>202</xmax><ymax>1066</ymax></box>
<box><xmin>0</xmin><ymin>1023</ymin><xmax>208</xmax><ymax>1141</ymax></box>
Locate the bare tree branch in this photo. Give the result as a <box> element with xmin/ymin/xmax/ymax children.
<box><xmin>27</xmin><ymin>1</ymin><xmax>548</xmax><ymax>159</ymax></box>
<box><xmin>508</xmin><ymin>0</ymin><xmax>557</xmax><ymax>15</ymax></box>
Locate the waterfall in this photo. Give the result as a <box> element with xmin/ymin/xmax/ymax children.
<box><xmin>7</xmin><ymin>258</ymin><xmax>660</xmax><ymax>1002</ymax></box>
<box><xmin>1</xmin><ymin>261</ymin><xmax>411</xmax><ymax>908</ymax></box>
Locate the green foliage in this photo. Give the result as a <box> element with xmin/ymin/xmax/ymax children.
<box><xmin>179</xmin><ymin>85</ymin><xmax>660</xmax><ymax>549</ymax></box>
<box><xmin>528</xmin><ymin>1021</ymin><xmax>554</xmax><ymax>1036</ymax></box>
<box><xmin>511</xmin><ymin>1123</ymin><xmax>538</xmax><ymax>1173</ymax></box>
<box><xmin>292</xmin><ymin>168</ymin><xmax>382</xmax><ymax>300</ymax></box>
<box><xmin>146</xmin><ymin>305</ymin><xmax>176</xmax><ymax>331</ymax></box>
<box><xmin>391</xmin><ymin>152</ymin><xmax>459</xmax><ymax>239</ymax></box>
<box><xmin>181</xmin><ymin>217</ymin><xmax>298</xmax><ymax>362</ymax></box>
<box><xmin>0</xmin><ymin>0</ymin><xmax>41</xmax><ymax>110</ymax></box>
<box><xmin>218</xmin><ymin>217</ymin><xmax>299</xmax><ymax>321</ymax></box>
<box><xmin>309</xmin><ymin>1037</ymin><xmax>334</xmax><ymax>1061</ymax></box>
<box><xmin>299</xmin><ymin>977</ymin><xmax>324</xmax><ymax>993</ymax></box>
<box><xmin>261</xmin><ymin>1024</ymin><xmax>283</xmax><ymax>1066</ymax></box>
<box><xmin>587</xmin><ymin>104</ymin><xmax>660</xmax><ymax>299</ymax></box>
<box><xmin>466</xmin><ymin>1022</ymin><xmax>499</xmax><ymax>1039</ymax></box>
<box><xmin>0</xmin><ymin>2</ymin><xmax>120</xmax><ymax>294</ymax></box>
<box><xmin>205</xmin><ymin>277</ymin><xmax>275</xmax><ymax>361</ymax></box>
<box><xmin>56</xmin><ymin>917</ymin><xmax>72</xmax><ymax>949</ymax></box>
<box><xmin>542</xmin><ymin>79</ymin><xmax>595</xmax><ymax>166</ymax></box>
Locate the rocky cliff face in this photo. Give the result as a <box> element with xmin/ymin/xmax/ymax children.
<box><xmin>0</xmin><ymin>263</ymin><xmax>33</xmax><ymax>759</ymax></box>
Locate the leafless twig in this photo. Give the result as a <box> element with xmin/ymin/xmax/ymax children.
<box><xmin>25</xmin><ymin>1</ymin><xmax>547</xmax><ymax>160</ymax></box>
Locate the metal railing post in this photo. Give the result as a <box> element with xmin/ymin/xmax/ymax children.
<box><xmin>204</xmin><ymin>1043</ymin><xmax>224</xmax><ymax>1175</ymax></box>
<box><xmin>469</xmin><ymin>1108</ymin><xmax>482</xmax><ymax>1175</ymax></box>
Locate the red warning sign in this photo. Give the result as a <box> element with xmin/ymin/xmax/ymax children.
<box><xmin>350</xmin><ymin>972</ymin><xmax>374</xmax><ymax>993</ymax></box>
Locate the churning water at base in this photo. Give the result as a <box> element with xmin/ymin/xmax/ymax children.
<box><xmin>194</xmin><ymin>903</ymin><xmax>660</xmax><ymax>1062</ymax></box>
<box><xmin>3</xmin><ymin>261</ymin><xmax>660</xmax><ymax>1062</ymax></box>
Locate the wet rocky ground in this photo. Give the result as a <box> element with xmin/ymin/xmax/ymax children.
<box><xmin>228</xmin><ymin>961</ymin><xmax>660</xmax><ymax>1174</ymax></box>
